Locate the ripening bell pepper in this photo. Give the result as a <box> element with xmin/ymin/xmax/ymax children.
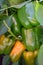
<box><xmin>11</xmin><ymin>14</ymin><xmax>21</xmax><ymax>36</ymax></box>
<box><xmin>34</xmin><ymin>50</ymin><xmax>38</xmax><ymax>58</ymax></box>
<box><xmin>23</xmin><ymin>51</ymin><xmax>34</xmax><ymax>65</ymax></box>
<box><xmin>0</xmin><ymin>35</ymin><xmax>5</xmax><ymax>54</ymax></box>
<box><xmin>22</xmin><ymin>28</ymin><xmax>35</xmax><ymax>51</ymax></box>
<box><xmin>0</xmin><ymin>35</ymin><xmax>14</xmax><ymax>54</ymax></box>
<box><xmin>10</xmin><ymin>41</ymin><xmax>26</xmax><ymax>62</ymax></box>
<box><xmin>3</xmin><ymin>38</ymin><xmax>14</xmax><ymax>55</ymax></box>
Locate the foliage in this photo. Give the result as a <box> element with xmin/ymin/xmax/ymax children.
<box><xmin>0</xmin><ymin>0</ymin><xmax>43</xmax><ymax>65</ymax></box>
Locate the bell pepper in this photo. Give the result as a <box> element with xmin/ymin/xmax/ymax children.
<box><xmin>3</xmin><ymin>37</ymin><xmax>14</xmax><ymax>55</ymax></box>
<box><xmin>33</xmin><ymin>27</ymin><xmax>40</xmax><ymax>50</ymax></box>
<box><xmin>10</xmin><ymin>41</ymin><xmax>26</xmax><ymax>62</ymax></box>
<box><xmin>34</xmin><ymin>50</ymin><xmax>38</xmax><ymax>58</ymax></box>
<box><xmin>11</xmin><ymin>14</ymin><xmax>21</xmax><ymax>36</ymax></box>
<box><xmin>0</xmin><ymin>35</ymin><xmax>5</xmax><ymax>54</ymax></box>
<box><xmin>18</xmin><ymin>6</ymin><xmax>32</xmax><ymax>29</ymax></box>
<box><xmin>22</xmin><ymin>28</ymin><xmax>35</xmax><ymax>51</ymax></box>
<box><xmin>23</xmin><ymin>51</ymin><xmax>34</xmax><ymax>65</ymax></box>
<box><xmin>0</xmin><ymin>35</ymin><xmax>14</xmax><ymax>55</ymax></box>
<box><xmin>18</xmin><ymin>2</ymin><xmax>39</xmax><ymax>29</ymax></box>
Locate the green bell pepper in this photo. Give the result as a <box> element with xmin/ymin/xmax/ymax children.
<box><xmin>18</xmin><ymin>6</ymin><xmax>32</xmax><ymax>29</ymax></box>
<box><xmin>18</xmin><ymin>2</ymin><xmax>39</xmax><ymax>29</ymax></box>
<box><xmin>22</xmin><ymin>27</ymin><xmax>40</xmax><ymax>51</ymax></box>
<box><xmin>33</xmin><ymin>27</ymin><xmax>40</xmax><ymax>50</ymax></box>
<box><xmin>22</xmin><ymin>28</ymin><xmax>35</xmax><ymax>51</ymax></box>
<box><xmin>11</xmin><ymin>14</ymin><xmax>21</xmax><ymax>36</ymax></box>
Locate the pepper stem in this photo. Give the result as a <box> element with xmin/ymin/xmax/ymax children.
<box><xmin>3</xmin><ymin>20</ymin><xmax>18</xmax><ymax>40</ymax></box>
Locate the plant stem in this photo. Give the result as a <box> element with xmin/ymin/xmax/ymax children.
<box><xmin>3</xmin><ymin>20</ymin><xmax>18</xmax><ymax>40</ymax></box>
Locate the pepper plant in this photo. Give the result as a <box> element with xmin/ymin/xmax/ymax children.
<box><xmin>0</xmin><ymin>0</ymin><xmax>43</xmax><ymax>65</ymax></box>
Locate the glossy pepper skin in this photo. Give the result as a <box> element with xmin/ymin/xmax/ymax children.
<box><xmin>33</xmin><ymin>27</ymin><xmax>40</xmax><ymax>50</ymax></box>
<box><xmin>10</xmin><ymin>41</ymin><xmax>26</xmax><ymax>62</ymax></box>
<box><xmin>11</xmin><ymin>14</ymin><xmax>21</xmax><ymax>36</ymax></box>
<box><xmin>18</xmin><ymin>2</ymin><xmax>39</xmax><ymax>29</ymax></box>
<box><xmin>22</xmin><ymin>28</ymin><xmax>35</xmax><ymax>51</ymax></box>
<box><xmin>3</xmin><ymin>37</ymin><xmax>14</xmax><ymax>55</ymax></box>
<box><xmin>0</xmin><ymin>35</ymin><xmax>5</xmax><ymax>54</ymax></box>
<box><xmin>23</xmin><ymin>51</ymin><xmax>34</xmax><ymax>65</ymax></box>
<box><xmin>18</xmin><ymin>5</ymin><xmax>32</xmax><ymax>29</ymax></box>
<box><xmin>0</xmin><ymin>35</ymin><xmax>14</xmax><ymax>55</ymax></box>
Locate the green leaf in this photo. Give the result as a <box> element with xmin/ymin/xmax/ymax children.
<box><xmin>39</xmin><ymin>0</ymin><xmax>43</xmax><ymax>2</ymax></box>
<box><xmin>0</xmin><ymin>15</ymin><xmax>12</xmax><ymax>35</ymax></box>
<box><xmin>38</xmin><ymin>44</ymin><xmax>43</xmax><ymax>65</ymax></box>
<box><xmin>0</xmin><ymin>0</ymin><xmax>8</xmax><ymax>10</ymax></box>
<box><xmin>8</xmin><ymin>0</ymin><xmax>25</xmax><ymax>5</ymax></box>
<box><xmin>0</xmin><ymin>0</ymin><xmax>4</xmax><ymax>7</ymax></box>
<box><xmin>2</xmin><ymin>55</ymin><xmax>10</xmax><ymax>65</ymax></box>
<box><xmin>0</xmin><ymin>1</ymin><xmax>31</xmax><ymax>12</ymax></box>
<box><xmin>35</xmin><ymin>2</ymin><xmax>43</xmax><ymax>26</ymax></box>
